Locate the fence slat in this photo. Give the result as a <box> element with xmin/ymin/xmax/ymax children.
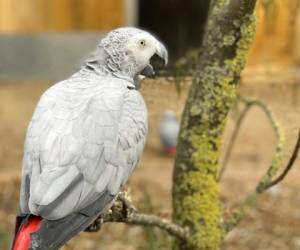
<box><xmin>0</xmin><ymin>0</ymin><xmax>124</xmax><ymax>32</ymax></box>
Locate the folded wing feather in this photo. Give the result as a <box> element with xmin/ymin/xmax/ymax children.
<box><xmin>20</xmin><ymin>77</ymin><xmax>147</xmax><ymax>220</ymax></box>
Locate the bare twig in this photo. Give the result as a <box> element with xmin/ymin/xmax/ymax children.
<box><xmin>88</xmin><ymin>192</ymin><xmax>189</xmax><ymax>240</ymax></box>
<box><xmin>240</xmin><ymin>96</ymin><xmax>285</xmax><ymax>192</ymax></box>
<box><xmin>224</xmin><ymin>126</ymin><xmax>300</xmax><ymax>233</ymax></box>
<box><xmin>224</xmin><ymin>129</ymin><xmax>300</xmax><ymax>232</ymax></box>
<box><xmin>218</xmin><ymin>102</ymin><xmax>252</xmax><ymax>180</ymax></box>
<box><xmin>219</xmin><ymin>95</ymin><xmax>284</xmax><ymax>181</ymax></box>
<box><xmin>223</xmin><ymin>96</ymin><xmax>293</xmax><ymax>232</ymax></box>
<box><xmin>260</xmin><ymin>130</ymin><xmax>300</xmax><ymax>191</ymax></box>
<box><xmin>103</xmin><ymin>210</ymin><xmax>188</xmax><ymax>240</ymax></box>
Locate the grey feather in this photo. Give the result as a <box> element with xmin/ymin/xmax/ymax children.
<box><xmin>20</xmin><ymin>75</ymin><xmax>147</xmax><ymax>220</ymax></box>
<box><xmin>29</xmin><ymin>191</ymin><xmax>115</xmax><ymax>250</ymax></box>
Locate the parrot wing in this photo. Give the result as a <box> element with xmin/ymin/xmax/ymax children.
<box><xmin>20</xmin><ymin>76</ymin><xmax>147</xmax><ymax>220</ymax></box>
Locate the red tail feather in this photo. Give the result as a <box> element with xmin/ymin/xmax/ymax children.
<box><xmin>13</xmin><ymin>216</ymin><xmax>42</xmax><ymax>250</ymax></box>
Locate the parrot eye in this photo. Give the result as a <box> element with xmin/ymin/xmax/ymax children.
<box><xmin>139</xmin><ymin>39</ymin><xmax>146</xmax><ymax>47</ymax></box>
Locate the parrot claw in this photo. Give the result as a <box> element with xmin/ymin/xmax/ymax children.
<box><xmin>84</xmin><ymin>217</ymin><xmax>103</xmax><ymax>232</ymax></box>
<box><xmin>118</xmin><ymin>192</ymin><xmax>137</xmax><ymax>216</ymax></box>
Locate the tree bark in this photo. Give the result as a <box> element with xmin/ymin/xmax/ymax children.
<box><xmin>172</xmin><ymin>0</ymin><xmax>257</xmax><ymax>249</ymax></box>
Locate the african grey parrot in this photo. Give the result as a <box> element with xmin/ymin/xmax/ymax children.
<box><xmin>12</xmin><ymin>27</ymin><xmax>168</xmax><ymax>250</ymax></box>
<box><xmin>158</xmin><ymin>110</ymin><xmax>179</xmax><ymax>156</ymax></box>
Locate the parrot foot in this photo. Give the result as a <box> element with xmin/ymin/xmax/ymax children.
<box><xmin>84</xmin><ymin>217</ymin><xmax>103</xmax><ymax>232</ymax></box>
<box><xmin>118</xmin><ymin>192</ymin><xmax>137</xmax><ymax>217</ymax></box>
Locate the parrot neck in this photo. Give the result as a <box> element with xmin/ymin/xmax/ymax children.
<box><xmin>81</xmin><ymin>40</ymin><xmax>140</xmax><ymax>87</ymax></box>
<box><xmin>80</xmin><ymin>62</ymin><xmax>141</xmax><ymax>87</ymax></box>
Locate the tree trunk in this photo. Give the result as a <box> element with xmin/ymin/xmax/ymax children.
<box><xmin>172</xmin><ymin>0</ymin><xmax>257</xmax><ymax>249</ymax></box>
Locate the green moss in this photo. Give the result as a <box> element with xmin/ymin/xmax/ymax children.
<box><xmin>172</xmin><ymin>1</ymin><xmax>257</xmax><ymax>250</ymax></box>
<box><xmin>173</xmin><ymin>172</ymin><xmax>221</xmax><ymax>249</ymax></box>
<box><xmin>223</xmin><ymin>34</ymin><xmax>236</xmax><ymax>46</ymax></box>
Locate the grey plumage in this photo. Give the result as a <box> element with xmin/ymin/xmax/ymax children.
<box><xmin>14</xmin><ymin>27</ymin><xmax>168</xmax><ymax>249</ymax></box>
<box><xmin>21</xmin><ymin>76</ymin><xmax>147</xmax><ymax>220</ymax></box>
<box><xmin>29</xmin><ymin>190</ymin><xmax>115</xmax><ymax>250</ymax></box>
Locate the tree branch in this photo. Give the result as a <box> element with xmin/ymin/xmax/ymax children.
<box><xmin>219</xmin><ymin>95</ymin><xmax>285</xmax><ymax>181</ymax></box>
<box><xmin>260</xmin><ymin>130</ymin><xmax>300</xmax><ymax>191</ymax></box>
<box><xmin>238</xmin><ymin>96</ymin><xmax>285</xmax><ymax>193</ymax></box>
<box><xmin>172</xmin><ymin>0</ymin><xmax>258</xmax><ymax>247</ymax></box>
<box><xmin>218</xmin><ymin>101</ymin><xmax>252</xmax><ymax>180</ymax></box>
<box><xmin>87</xmin><ymin>192</ymin><xmax>189</xmax><ymax>241</ymax></box>
<box><xmin>223</xmin><ymin>124</ymin><xmax>300</xmax><ymax>233</ymax></box>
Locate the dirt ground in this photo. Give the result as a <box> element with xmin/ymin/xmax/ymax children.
<box><xmin>1</xmin><ymin>68</ymin><xmax>300</xmax><ymax>250</ymax></box>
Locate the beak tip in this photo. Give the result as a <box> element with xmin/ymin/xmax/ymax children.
<box><xmin>162</xmin><ymin>48</ymin><xmax>168</xmax><ymax>67</ymax></box>
<box><xmin>156</xmin><ymin>42</ymin><xmax>168</xmax><ymax>67</ymax></box>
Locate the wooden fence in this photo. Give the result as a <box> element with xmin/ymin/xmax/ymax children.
<box><xmin>0</xmin><ymin>0</ymin><xmax>124</xmax><ymax>32</ymax></box>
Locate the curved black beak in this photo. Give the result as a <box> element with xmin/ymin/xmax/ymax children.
<box><xmin>140</xmin><ymin>64</ymin><xmax>155</xmax><ymax>78</ymax></box>
<box><xmin>140</xmin><ymin>53</ymin><xmax>168</xmax><ymax>78</ymax></box>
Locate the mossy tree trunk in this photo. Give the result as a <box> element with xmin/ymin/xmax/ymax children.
<box><xmin>172</xmin><ymin>0</ymin><xmax>257</xmax><ymax>249</ymax></box>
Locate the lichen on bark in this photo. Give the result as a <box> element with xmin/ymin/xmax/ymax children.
<box><xmin>172</xmin><ymin>0</ymin><xmax>258</xmax><ymax>249</ymax></box>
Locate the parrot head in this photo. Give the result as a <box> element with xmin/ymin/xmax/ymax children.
<box><xmin>85</xmin><ymin>27</ymin><xmax>168</xmax><ymax>86</ymax></box>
